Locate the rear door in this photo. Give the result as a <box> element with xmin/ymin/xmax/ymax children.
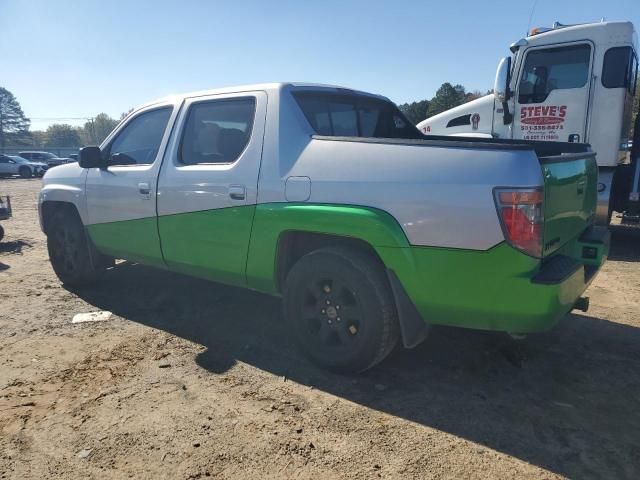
<box><xmin>514</xmin><ymin>42</ymin><xmax>593</xmax><ymax>143</ymax></box>
<box><xmin>157</xmin><ymin>91</ymin><xmax>266</xmax><ymax>287</ymax></box>
<box><xmin>84</xmin><ymin>104</ymin><xmax>176</xmax><ymax>266</ymax></box>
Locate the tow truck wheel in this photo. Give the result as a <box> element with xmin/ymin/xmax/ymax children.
<box><xmin>19</xmin><ymin>167</ymin><xmax>32</xmax><ymax>178</ymax></box>
<box><xmin>284</xmin><ymin>246</ymin><xmax>399</xmax><ymax>373</ymax></box>
<box><xmin>47</xmin><ymin>209</ymin><xmax>106</xmax><ymax>287</ymax></box>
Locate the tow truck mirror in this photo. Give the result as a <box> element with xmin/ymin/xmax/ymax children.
<box><xmin>78</xmin><ymin>146</ymin><xmax>104</xmax><ymax>169</ymax></box>
<box><xmin>494</xmin><ymin>56</ymin><xmax>511</xmax><ymax>103</ymax></box>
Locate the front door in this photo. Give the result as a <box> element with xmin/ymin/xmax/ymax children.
<box><xmin>513</xmin><ymin>42</ymin><xmax>593</xmax><ymax>143</ymax></box>
<box><xmin>84</xmin><ymin>105</ymin><xmax>175</xmax><ymax>266</ymax></box>
<box><xmin>156</xmin><ymin>91</ymin><xmax>266</xmax><ymax>287</ymax></box>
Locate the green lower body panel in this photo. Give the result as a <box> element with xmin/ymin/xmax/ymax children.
<box><xmin>86</xmin><ymin>216</ymin><xmax>166</xmax><ymax>268</ymax></box>
<box><xmin>157</xmin><ymin>206</ymin><xmax>255</xmax><ymax>287</ymax></box>
<box><xmin>246</xmin><ymin>203</ymin><xmax>607</xmax><ymax>334</ymax></box>
<box><xmin>86</xmin><ymin>202</ymin><xmax>608</xmax><ymax>335</ymax></box>
<box><xmin>378</xmin><ymin>241</ymin><xmax>605</xmax><ymax>333</ymax></box>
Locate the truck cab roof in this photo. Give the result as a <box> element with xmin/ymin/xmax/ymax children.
<box><xmin>137</xmin><ymin>82</ymin><xmax>391</xmax><ymax>112</ymax></box>
<box><xmin>521</xmin><ymin>21</ymin><xmax>636</xmax><ymax>49</ymax></box>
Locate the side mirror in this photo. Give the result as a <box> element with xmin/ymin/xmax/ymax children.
<box><xmin>78</xmin><ymin>146</ymin><xmax>104</xmax><ymax>168</ymax></box>
<box><xmin>494</xmin><ymin>56</ymin><xmax>512</xmax><ymax>103</ymax></box>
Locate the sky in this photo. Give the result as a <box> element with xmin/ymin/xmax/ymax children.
<box><xmin>1</xmin><ymin>0</ymin><xmax>639</xmax><ymax>131</ymax></box>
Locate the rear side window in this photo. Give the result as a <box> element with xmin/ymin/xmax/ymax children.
<box><xmin>518</xmin><ymin>44</ymin><xmax>591</xmax><ymax>104</ymax></box>
<box><xmin>602</xmin><ymin>46</ymin><xmax>638</xmax><ymax>93</ymax></box>
<box><xmin>179</xmin><ymin>97</ymin><xmax>255</xmax><ymax>165</ymax></box>
<box><xmin>108</xmin><ymin>107</ymin><xmax>172</xmax><ymax>165</ymax></box>
<box><xmin>293</xmin><ymin>91</ymin><xmax>422</xmax><ymax>139</ymax></box>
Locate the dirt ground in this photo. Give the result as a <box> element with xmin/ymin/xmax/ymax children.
<box><xmin>0</xmin><ymin>178</ymin><xmax>639</xmax><ymax>479</ymax></box>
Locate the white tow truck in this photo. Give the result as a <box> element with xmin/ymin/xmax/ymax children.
<box><xmin>417</xmin><ymin>20</ymin><xmax>639</xmax><ymax>225</ymax></box>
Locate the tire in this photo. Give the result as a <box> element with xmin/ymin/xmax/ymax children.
<box><xmin>47</xmin><ymin>208</ymin><xmax>106</xmax><ymax>287</ymax></box>
<box><xmin>19</xmin><ymin>167</ymin><xmax>32</xmax><ymax>178</ymax></box>
<box><xmin>284</xmin><ymin>246</ymin><xmax>399</xmax><ymax>373</ymax></box>
<box><xmin>0</xmin><ymin>224</ymin><xmax>4</xmax><ymax>242</ymax></box>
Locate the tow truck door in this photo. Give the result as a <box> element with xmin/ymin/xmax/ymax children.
<box><xmin>513</xmin><ymin>42</ymin><xmax>593</xmax><ymax>143</ymax></box>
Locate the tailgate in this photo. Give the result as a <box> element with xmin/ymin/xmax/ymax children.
<box><xmin>541</xmin><ymin>152</ymin><xmax>598</xmax><ymax>257</ymax></box>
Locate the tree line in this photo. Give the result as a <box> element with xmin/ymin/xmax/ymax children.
<box><xmin>0</xmin><ymin>86</ymin><xmax>129</xmax><ymax>150</ymax></box>
<box><xmin>397</xmin><ymin>82</ymin><xmax>489</xmax><ymax>125</ymax></box>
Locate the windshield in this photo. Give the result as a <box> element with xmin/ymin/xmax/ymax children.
<box><xmin>293</xmin><ymin>91</ymin><xmax>423</xmax><ymax>139</ymax></box>
<box><xmin>11</xmin><ymin>156</ymin><xmax>28</xmax><ymax>163</ymax></box>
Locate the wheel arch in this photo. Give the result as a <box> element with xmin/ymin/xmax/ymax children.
<box><xmin>40</xmin><ymin>201</ymin><xmax>81</xmax><ymax>235</ymax></box>
<box><xmin>274</xmin><ymin>230</ymin><xmax>383</xmax><ymax>293</ymax></box>
<box><xmin>39</xmin><ymin>183</ymin><xmax>87</xmax><ymax>233</ymax></box>
<box><xmin>245</xmin><ymin>203</ymin><xmax>411</xmax><ymax>294</ymax></box>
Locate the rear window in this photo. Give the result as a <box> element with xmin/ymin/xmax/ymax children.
<box><xmin>293</xmin><ymin>91</ymin><xmax>422</xmax><ymax>139</ymax></box>
<box><xmin>602</xmin><ymin>46</ymin><xmax>638</xmax><ymax>93</ymax></box>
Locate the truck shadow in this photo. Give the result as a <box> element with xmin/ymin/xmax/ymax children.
<box><xmin>0</xmin><ymin>240</ymin><xmax>31</xmax><ymax>254</ymax></box>
<box><xmin>71</xmin><ymin>262</ymin><xmax>640</xmax><ymax>479</ymax></box>
<box><xmin>609</xmin><ymin>224</ymin><xmax>640</xmax><ymax>262</ymax></box>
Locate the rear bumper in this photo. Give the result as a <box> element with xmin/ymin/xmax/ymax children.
<box><xmin>378</xmin><ymin>226</ymin><xmax>609</xmax><ymax>335</ymax></box>
<box><xmin>516</xmin><ymin>226</ymin><xmax>609</xmax><ymax>332</ymax></box>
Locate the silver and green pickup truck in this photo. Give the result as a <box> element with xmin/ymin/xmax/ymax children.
<box><xmin>39</xmin><ymin>83</ymin><xmax>609</xmax><ymax>372</ymax></box>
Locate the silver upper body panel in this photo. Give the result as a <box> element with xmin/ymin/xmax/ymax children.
<box><xmin>41</xmin><ymin>83</ymin><xmax>545</xmax><ymax>251</ymax></box>
<box><xmin>257</xmin><ymin>84</ymin><xmax>544</xmax><ymax>250</ymax></box>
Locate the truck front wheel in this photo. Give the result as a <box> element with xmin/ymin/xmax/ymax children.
<box><xmin>284</xmin><ymin>246</ymin><xmax>399</xmax><ymax>373</ymax></box>
<box><xmin>47</xmin><ymin>209</ymin><xmax>107</xmax><ymax>287</ymax></box>
<box><xmin>19</xmin><ymin>167</ymin><xmax>32</xmax><ymax>178</ymax></box>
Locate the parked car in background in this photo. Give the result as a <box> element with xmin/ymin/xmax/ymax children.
<box><xmin>0</xmin><ymin>154</ymin><xmax>48</xmax><ymax>178</ymax></box>
<box><xmin>68</xmin><ymin>154</ymin><xmax>79</xmax><ymax>161</ymax></box>
<box><xmin>18</xmin><ymin>151</ymin><xmax>73</xmax><ymax>168</ymax></box>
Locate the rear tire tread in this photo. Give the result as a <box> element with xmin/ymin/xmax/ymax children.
<box><xmin>284</xmin><ymin>246</ymin><xmax>399</xmax><ymax>373</ymax></box>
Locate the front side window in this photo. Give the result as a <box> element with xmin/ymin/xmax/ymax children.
<box><xmin>107</xmin><ymin>107</ymin><xmax>172</xmax><ymax>166</ymax></box>
<box><xmin>602</xmin><ymin>46</ymin><xmax>638</xmax><ymax>94</ymax></box>
<box><xmin>293</xmin><ymin>91</ymin><xmax>422</xmax><ymax>139</ymax></box>
<box><xmin>179</xmin><ymin>97</ymin><xmax>255</xmax><ymax>165</ymax></box>
<box><xmin>518</xmin><ymin>44</ymin><xmax>591</xmax><ymax>104</ymax></box>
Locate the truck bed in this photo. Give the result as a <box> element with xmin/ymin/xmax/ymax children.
<box><xmin>313</xmin><ymin>134</ymin><xmax>592</xmax><ymax>158</ymax></box>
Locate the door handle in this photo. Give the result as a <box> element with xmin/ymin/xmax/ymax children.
<box><xmin>229</xmin><ymin>185</ymin><xmax>246</xmax><ymax>201</ymax></box>
<box><xmin>138</xmin><ymin>182</ymin><xmax>151</xmax><ymax>196</ymax></box>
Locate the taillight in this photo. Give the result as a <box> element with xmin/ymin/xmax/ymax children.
<box><xmin>494</xmin><ymin>188</ymin><xmax>543</xmax><ymax>258</ymax></box>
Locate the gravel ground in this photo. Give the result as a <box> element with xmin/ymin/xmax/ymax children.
<box><xmin>1</xmin><ymin>177</ymin><xmax>639</xmax><ymax>479</ymax></box>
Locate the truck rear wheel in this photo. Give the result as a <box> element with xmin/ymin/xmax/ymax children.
<box><xmin>284</xmin><ymin>246</ymin><xmax>399</xmax><ymax>373</ymax></box>
<box><xmin>47</xmin><ymin>209</ymin><xmax>106</xmax><ymax>287</ymax></box>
